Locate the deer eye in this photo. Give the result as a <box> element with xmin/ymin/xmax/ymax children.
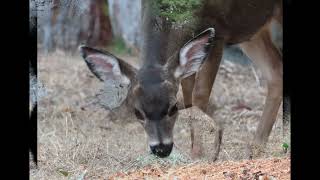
<box><xmin>134</xmin><ymin>108</ymin><xmax>144</xmax><ymax>120</ymax></box>
<box><xmin>168</xmin><ymin>103</ymin><xmax>178</xmax><ymax>116</ymax></box>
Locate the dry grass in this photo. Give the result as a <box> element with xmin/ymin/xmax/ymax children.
<box><xmin>31</xmin><ymin>50</ymin><xmax>289</xmax><ymax>179</ymax></box>
<box><xmin>109</xmin><ymin>157</ymin><xmax>290</xmax><ymax>179</ymax></box>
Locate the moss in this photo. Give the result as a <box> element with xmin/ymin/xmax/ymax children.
<box><xmin>153</xmin><ymin>0</ymin><xmax>203</xmax><ymax>23</ymax></box>
<box><xmin>107</xmin><ymin>37</ymin><xmax>132</xmax><ymax>55</ymax></box>
<box><xmin>129</xmin><ymin>149</ymin><xmax>191</xmax><ymax>171</ymax></box>
<box><xmin>102</xmin><ymin>1</ymin><xmax>109</xmax><ymax>17</ymax></box>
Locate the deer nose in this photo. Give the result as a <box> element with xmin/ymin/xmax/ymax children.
<box><xmin>150</xmin><ymin>143</ymin><xmax>173</xmax><ymax>157</ymax></box>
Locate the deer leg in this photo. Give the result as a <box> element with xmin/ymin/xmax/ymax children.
<box><xmin>190</xmin><ymin>116</ymin><xmax>203</xmax><ymax>159</ymax></box>
<box><xmin>239</xmin><ymin>26</ymin><xmax>283</xmax><ymax>158</ymax></box>
<box><xmin>188</xmin><ymin>106</ymin><xmax>223</xmax><ymax>161</ymax></box>
<box><xmin>189</xmin><ymin>39</ymin><xmax>224</xmax><ymax>161</ymax></box>
<box><xmin>181</xmin><ymin>74</ymin><xmax>195</xmax><ymax>108</ymax></box>
<box><xmin>192</xmin><ymin>39</ymin><xmax>224</xmax><ymax>112</ymax></box>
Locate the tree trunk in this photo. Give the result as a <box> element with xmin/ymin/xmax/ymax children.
<box><xmin>36</xmin><ymin>0</ymin><xmax>113</xmax><ymax>53</ymax></box>
<box><xmin>107</xmin><ymin>0</ymin><xmax>142</xmax><ymax>50</ymax></box>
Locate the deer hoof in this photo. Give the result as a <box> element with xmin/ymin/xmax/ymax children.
<box><xmin>191</xmin><ymin>145</ymin><xmax>203</xmax><ymax>159</ymax></box>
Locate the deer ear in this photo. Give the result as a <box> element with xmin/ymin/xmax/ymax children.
<box><xmin>79</xmin><ymin>45</ymin><xmax>136</xmax><ymax>83</ymax></box>
<box><xmin>79</xmin><ymin>45</ymin><xmax>138</xmax><ymax>109</ymax></box>
<box><xmin>174</xmin><ymin>28</ymin><xmax>215</xmax><ymax>79</ymax></box>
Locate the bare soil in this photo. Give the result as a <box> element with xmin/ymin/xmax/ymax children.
<box><xmin>31</xmin><ymin>50</ymin><xmax>290</xmax><ymax>179</ymax></box>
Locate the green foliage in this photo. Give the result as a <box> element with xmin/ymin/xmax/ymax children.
<box><xmin>282</xmin><ymin>142</ymin><xmax>289</xmax><ymax>153</ymax></box>
<box><xmin>154</xmin><ymin>0</ymin><xmax>203</xmax><ymax>23</ymax></box>
<box><xmin>108</xmin><ymin>37</ymin><xmax>132</xmax><ymax>55</ymax></box>
<box><xmin>103</xmin><ymin>1</ymin><xmax>109</xmax><ymax>17</ymax></box>
<box><xmin>282</xmin><ymin>143</ymin><xmax>289</xmax><ymax>149</ymax></box>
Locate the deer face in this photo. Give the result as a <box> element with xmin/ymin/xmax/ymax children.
<box><xmin>79</xmin><ymin>28</ymin><xmax>214</xmax><ymax>157</ymax></box>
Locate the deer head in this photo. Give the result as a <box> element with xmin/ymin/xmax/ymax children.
<box><xmin>79</xmin><ymin>28</ymin><xmax>214</xmax><ymax>157</ymax></box>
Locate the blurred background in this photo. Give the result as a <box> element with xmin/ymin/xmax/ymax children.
<box><xmin>36</xmin><ymin>0</ymin><xmax>140</xmax><ymax>55</ymax></box>
<box><xmin>35</xmin><ymin>0</ymin><xmax>265</xmax><ymax>65</ymax></box>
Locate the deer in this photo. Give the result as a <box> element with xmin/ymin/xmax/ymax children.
<box><xmin>79</xmin><ymin>0</ymin><xmax>283</xmax><ymax>160</ymax></box>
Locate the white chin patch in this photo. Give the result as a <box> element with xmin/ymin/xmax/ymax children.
<box><xmin>162</xmin><ymin>138</ymin><xmax>173</xmax><ymax>145</ymax></box>
<box><xmin>148</xmin><ymin>140</ymin><xmax>160</xmax><ymax>147</ymax></box>
<box><xmin>148</xmin><ymin>138</ymin><xmax>173</xmax><ymax>146</ymax></box>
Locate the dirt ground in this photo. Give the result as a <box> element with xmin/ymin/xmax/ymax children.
<box><xmin>31</xmin><ymin>50</ymin><xmax>290</xmax><ymax>179</ymax></box>
<box><xmin>109</xmin><ymin>157</ymin><xmax>290</xmax><ymax>179</ymax></box>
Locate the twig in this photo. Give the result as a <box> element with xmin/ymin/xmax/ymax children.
<box><xmin>65</xmin><ymin>116</ymin><xmax>68</xmax><ymax>138</ymax></box>
<box><xmin>222</xmin><ymin>148</ymin><xmax>232</xmax><ymax>161</ymax></box>
<box><xmin>77</xmin><ymin>169</ymin><xmax>87</xmax><ymax>180</ymax></box>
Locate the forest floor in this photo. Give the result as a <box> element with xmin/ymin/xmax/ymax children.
<box><xmin>30</xmin><ymin>50</ymin><xmax>290</xmax><ymax>179</ymax></box>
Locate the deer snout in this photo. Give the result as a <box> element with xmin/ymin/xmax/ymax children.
<box><xmin>150</xmin><ymin>143</ymin><xmax>173</xmax><ymax>157</ymax></box>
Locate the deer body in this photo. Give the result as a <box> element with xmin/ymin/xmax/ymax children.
<box><xmin>80</xmin><ymin>0</ymin><xmax>283</xmax><ymax>160</ymax></box>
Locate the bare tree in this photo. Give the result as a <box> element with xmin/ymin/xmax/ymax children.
<box><xmin>108</xmin><ymin>0</ymin><xmax>142</xmax><ymax>50</ymax></box>
<box><xmin>36</xmin><ymin>0</ymin><xmax>112</xmax><ymax>53</ymax></box>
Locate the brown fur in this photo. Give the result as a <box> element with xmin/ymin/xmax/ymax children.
<box><xmin>181</xmin><ymin>0</ymin><xmax>283</xmax><ymax>158</ymax></box>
